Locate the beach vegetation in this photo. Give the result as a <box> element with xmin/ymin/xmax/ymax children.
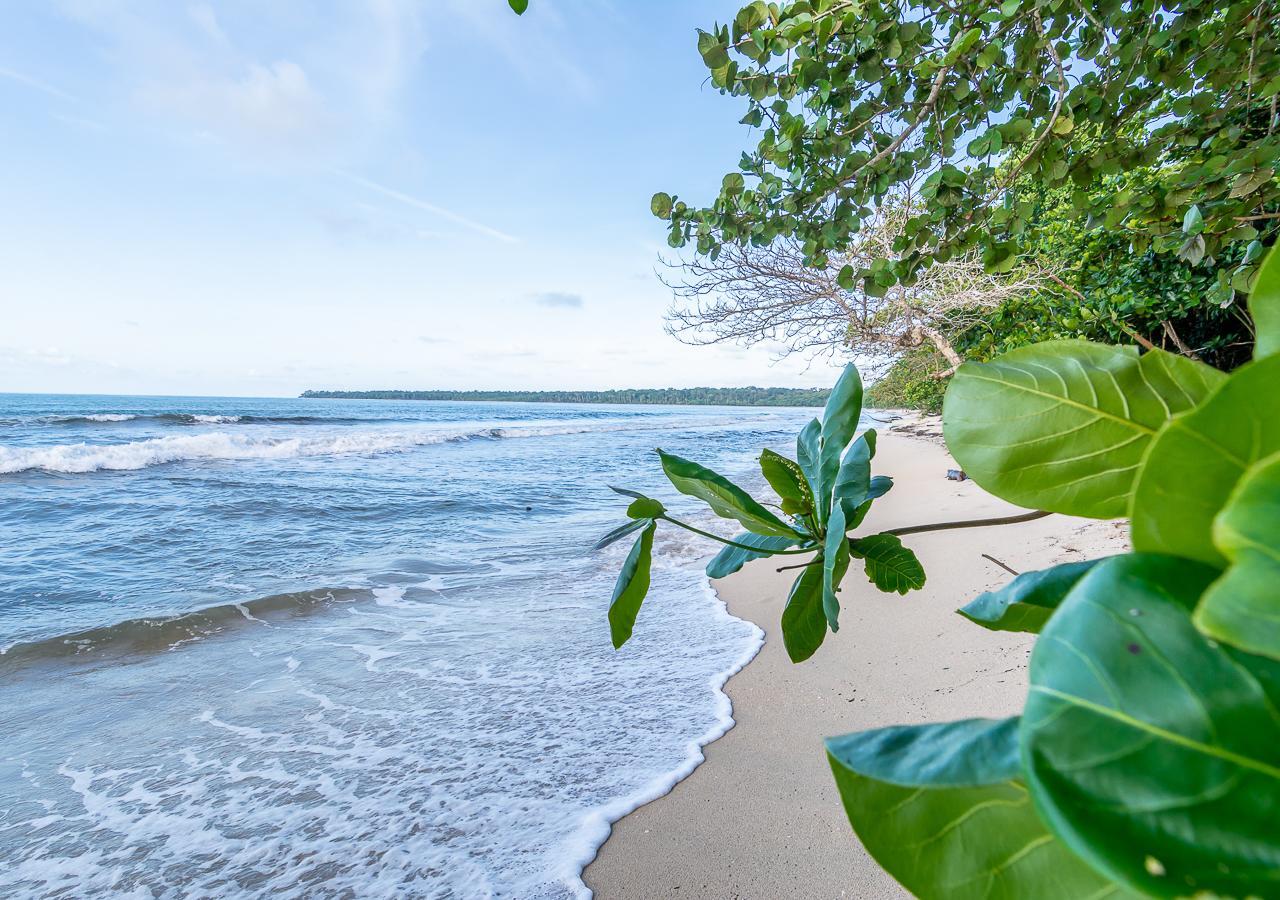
<box><xmin>599</xmin><ymin>243</ymin><xmax>1280</xmax><ymax>897</ymax></box>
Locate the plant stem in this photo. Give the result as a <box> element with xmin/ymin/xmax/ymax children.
<box><xmin>883</xmin><ymin>509</ymin><xmax>1052</xmax><ymax>537</ymax></box>
<box><xmin>658</xmin><ymin>515</ymin><xmax>813</xmax><ymax>554</ymax></box>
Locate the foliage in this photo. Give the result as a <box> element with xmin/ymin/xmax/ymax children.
<box><xmin>955</xmin><ymin>169</ymin><xmax>1265</xmax><ymax>371</ymax></box>
<box><xmin>596</xmin><ymin>363</ymin><xmax>925</xmax><ymax>663</ymax></box>
<box><xmin>822</xmin><ymin>243</ymin><xmax>1280</xmax><ymax>898</ymax></box>
<box><xmin>863</xmin><ymin>349</ymin><xmax>947</xmax><ymax>412</ymax></box>
<box><xmin>654</xmin><ymin>1</ymin><xmax>1280</xmax><ymax>294</ymax></box>
<box><xmin>299</xmin><ymin>386</ymin><xmax>833</xmax><ymax>407</ymax></box>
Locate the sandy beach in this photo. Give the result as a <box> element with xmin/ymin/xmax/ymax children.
<box><xmin>585</xmin><ymin>424</ymin><xmax>1129</xmax><ymax>899</ymax></box>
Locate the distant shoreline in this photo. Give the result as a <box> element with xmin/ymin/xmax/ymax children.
<box><xmin>299</xmin><ymin>388</ymin><xmax>835</xmax><ymax>408</ymax></box>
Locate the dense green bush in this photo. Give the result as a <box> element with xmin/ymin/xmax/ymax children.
<box><xmin>864</xmin><ymin>351</ymin><xmax>948</xmax><ymax>414</ymax></box>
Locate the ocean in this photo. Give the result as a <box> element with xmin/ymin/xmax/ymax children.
<box><xmin>0</xmin><ymin>393</ymin><xmax>870</xmax><ymax>898</ymax></box>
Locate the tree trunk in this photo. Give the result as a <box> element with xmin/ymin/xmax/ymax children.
<box><xmin>906</xmin><ymin>325</ymin><xmax>964</xmax><ymax>379</ymax></box>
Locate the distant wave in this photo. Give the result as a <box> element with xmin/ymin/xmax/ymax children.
<box><xmin>39</xmin><ymin>413</ymin><xmax>374</xmax><ymax>427</ymax></box>
<box><xmin>0</xmin><ymin>588</ymin><xmax>368</xmax><ymax>674</ymax></box>
<box><xmin>0</xmin><ymin>419</ymin><xmax>728</xmax><ymax>475</ymax></box>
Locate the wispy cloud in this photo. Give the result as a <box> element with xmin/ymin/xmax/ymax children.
<box><xmin>531</xmin><ymin>291</ymin><xmax>584</xmax><ymax>308</ymax></box>
<box><xmin>340</xmin><ymin>171</ymin><xmax>519</xmax><ymax>244</ymax></box>
<box><xmin>0</xmin><ymin>66</ymin><xmax>78</xmax><ymax>102</ymax></box>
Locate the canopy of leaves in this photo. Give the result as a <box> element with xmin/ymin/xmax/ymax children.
<box><xmin>658</xmin><ymin>0</ymin><xmax>1280</xmax><ymax>289</ymax></box>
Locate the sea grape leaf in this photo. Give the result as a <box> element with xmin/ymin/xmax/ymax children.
<box><xmin>657</xmin><ymin>449</ymin><xmax>795</xmax><ymax>538</ymax></box>
<box><xmin>797</xmin><ymin>417</ymin><xmax>823</xmax><ymax>520</ymax></box>
<box><xmin>760</xmin><ymin>448</ymin><xmax>813</xmax><ymax>516</ymax></box>
<box><xmin>944</xmin><ymin>341</ymin><xmax>1226</xmax><ymax>518</ymax></box>
<box><xmin>1195</xmin><ymin>452</ymin><xmax>1280</xmax><ymax>660</ymax></box>
<box><xmin>958</xmin><ymin>559</ymin><xmax>1104</xmax><ymax>633</ymax></box>
<box><xmin>1022</xmin><ymin>553</ymin><xmax>1280</xmax><ymax>898</ymax></box>
<box><xmin>781</xmin><ymin>563</ymin><xmax>826</xmax><ymax>663</ymax></box>
<box><xmin>1130</xmin><ymin>355</ymin><xmax>1280</xmax><ymax>567</ymax></box>
<box><xmin>593</xmin><ymin>517</ymin><xmax>651</xmax><ymax>551</ymax></box>
<box><xmin>833</xmin><ymin>429</ymin><xmax>876</xmax><ymax>520</ymax></box>
<box><xmin>848</xmin><ymin>533</ymin><xmax>925</xmax><ymax>594</ymax></box>
<box><xmin>827</xmin><ymin>718</ymin><xmax>1129</xmax><ymax>900</ymax></box>
<box><xmin>818</xmin><ymin>364</ymin><xmax>864</xmax><ymax>516</ymax></box>
<box><xmin>608</xmin><ymin>521</ymin><xmax>656</xmax><ymax>648</ymax></box>
<box><xmin>507</xmin><ymin>0</ymin><xmax>528</xmax><ymax>12</ymax></box>
<box><xmin>1250</xmin><ymin>242</ymin><xmax>1280</xmax><ymax>360</ymax></box>
<box><xmin>705</xmin><ymin>532</ymin><xmax>802</xmax><ymax>579</ymax></box>
<box><xmin>822</xmin><ymin>501</ymin><xmax>850</xmax><ymax>630</ymax></box>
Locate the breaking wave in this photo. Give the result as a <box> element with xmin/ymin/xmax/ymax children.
<box><xmin>39</xmin><ymin>413</ymin><xmax>376</xmax><ymax>426</ymax></box>
<box><xmin>0</xmin><ymin>419</ymin><xmax>732</xmax><ymax>475</ymax></box>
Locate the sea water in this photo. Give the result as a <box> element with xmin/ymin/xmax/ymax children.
<box><xmin>0</xmin><ymin>394</ymin><xmax>873</xmax><ymax>898</ymax></box>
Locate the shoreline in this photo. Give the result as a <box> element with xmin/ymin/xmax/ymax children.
<box><xmin>583</xmin><ymin>429</ymin><xmax>1128</xmax><ymax>898</ymax></box>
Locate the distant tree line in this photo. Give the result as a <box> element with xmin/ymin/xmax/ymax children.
<box><xmin>299</xmin><ymin>387</ymin><xmax>832</xmax><ymax>407</ymax></box>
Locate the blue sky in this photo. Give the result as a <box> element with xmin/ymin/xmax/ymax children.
<box><xmin>0</xmin><ymin>1</ymin><xmax>843</xmax><ymax>396</ymax></box>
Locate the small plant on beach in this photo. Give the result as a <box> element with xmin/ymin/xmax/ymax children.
<box><xmin>821</xmin><ymin>244</ymin><xmax>1280</xmax><ymax>898</ymax></box>
<box><xmin>596</xmin><ymin>363</ymin><xmax>927</xmax><ymax>662</ymax></box>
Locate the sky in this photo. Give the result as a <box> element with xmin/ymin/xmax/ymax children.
<box><xmin>0</xmin><ymin>0</ymin><xmax>848</xmax><ymax>397</ymax></box>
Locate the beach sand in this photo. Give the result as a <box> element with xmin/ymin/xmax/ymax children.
<box><xmin>584</xmin><ymin>425</ymin><xmax>1128</xmax><ymax>899</ymax></box>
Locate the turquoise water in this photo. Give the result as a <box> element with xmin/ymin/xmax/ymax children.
<box><xmin>0</xmin><ymin>394</ymin><xmax>863</xmax><ymax>898</ymax></box>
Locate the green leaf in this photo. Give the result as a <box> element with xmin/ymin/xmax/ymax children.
<box><xmin>705</xmin><ymin>532</ymin><xmax>802</xmax><ymax>579</ymax></box>
<box><xmin>507</xmin><ymin>0</ymin><xmax>528</xmax><ymax>13</ymax></box>
<box><xmin>658</xmin><ymin>449</ymin><xmax>795</xmax><ymax>538</ymax></box>
<box><xmin>1023</xmin><ymin>553</ymin><xmax>1280</xmax><ymax>898</ymax></box>
<box><xmin>958</xmin><ymin>559</ymin><xmax>1104</xmax><ymax>633</ymax></box>
<box><xmin>1181</xmin><ymin>203</ymin><xmax>1204</xmax><ymax>235</ymax></box>
<box><xmin>796</xmin><ymin>417</ymin><xmax>823</xmax><ymax>514</ymax></box>
<box><xmin>650</xmin><ymin>192</ymin><xmax>673</xmax><ymax>219</ymax></box>
<box><xmin>822</xmin><ymin>501</ymin><xmax>850</xmax><ymax>630</ymax></box>
<box><xmin>1131</xmin><ymin>355</ymin><xmax>1280</xmax><ymax>566</ymax></box>
<box><xmin>848</xmin><ymin>533</ymin><xmax>925</xmax><ymax>594</ymax></box>
<box><xmin>832</xmin><ymin>429</ymin><xmax>876</xmax><ymax>520</ymax></box>
<box><xmin>760</xmin><ymin>448</ymin><xmax>813</xmax><ymax>516</ymax></box>
<box><xmin>944</xmin><ymin>341</ymin><xmax>1226</xmax><ymax>518</ymax></box>
<box><xmin>608</xmin><ymin>521</ymin><xmax>656</xmax><ymax>648</ymax></box>
<box><xmin>818</xmin><ymin>364</ymin><xmax>864</xmax><ymax>519</ymax></box>
<box><xmin>593</xmin><ymin>517</ymin><xmax>651</xmax><ymax>551</ymax></box>
<box><xmin>626</xmin><ymin>497</ymin><xmax>665</xmax><ymax>519</ymax></box>
<box><xmin>827</xmin><ymin>718</ymin><xmax>1129</xmax><ymax>900</ymax></box>
<box><xmin>781</xmin><ymin>562</ymin><xmax>826</xmax><ymax>663</ymax></box>
<box><xmin>1250</xmin><ymin>243</ymin><xmax>1280</xmax><ymax>361</ymax></box>
<box><xmin>1195</xmin><ymin>452</ymin><xmax>1280</xmax><ymax>660</ymax></box>
<box><xmin>866</xmin><ymin>474</ymin><xmax>893</xmax><ymax>500</ymax></box>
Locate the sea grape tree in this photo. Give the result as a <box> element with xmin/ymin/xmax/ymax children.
<box><xmin>819</xmin><ymin>244</ymin><xmax>1280</xmax><ymax>898</ymax></box>
<box><xmin>597</xmin><ymin>363</ymin><xmax>926</xmax><ymax>662</ymax></box>
<box><xmin>653</xmin><ymin>1</ymin><xmax>1280</xmax><ymax>302</ymax></box>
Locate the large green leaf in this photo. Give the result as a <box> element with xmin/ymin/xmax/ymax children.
<box><xmin>608</xmin><ymin>521</ymin><xmax>656</xmax><ymax>649</ymax></box>
<box><xmin>827</xmin><ymin>718</ymin><xmax>1129</xmax><ymax>900</ymax></box>
<box><xmin>958</xmin><ymin>559</ymin><xmax>1104</xmax><ymax>634</ymax></box>
<box><xmin>848</xmin><ymin>533</ymin><xmax>925</xmax><ymax>594</ymax></box>
<box><xmin>1022</xmin><ymin>553</ymin><xmax>1280</xmax><ymax>898</ymax></box>
<box><xmin>819</xmin><ymin>364</ymin><xmax>864</xmax><ymax>515</ymax></box>
<box><xmin>833</xmin><ymin>429</ymin><xmax>876</xmax><ymax>520</ymax></box>
<box><xmin>1250</xmin><ymin>242</ymin><xmax>1280</xmax><ymax>360</ymax></box>
<box><xmin>822</xmin><ymin>501</ymin><xmax>850</xmax><ymax>630</ymax></box>
<box><xmin>760</xmin><ymin>448</ymin><xmax>813</xmax><ymax>517</ymax></box>
<box><xmin>781</xmin><ymin>563</ymin><xmax>826</xmax><ymax>663</ymax></box>
<box><xmin>796</xmin><ymin>417</ymin><xmax>823</xmax><ymax>520</ymax></box>
<box><xmin>1130</xmin><ymin>355</ymin><xmax>1280</xmax><ymax>566</ymax></box>
<box><xmin>944</xmin><ymin>341</ymin><xmax>1226</xmax><ymax>518</ymax></box>
<box><xmin>705</xmin><ymin>532</ymin><xmax>802</xmax><ymax>579</ymax></box>
<box><xmin>657</xmin><ymin>449</ymin><xmax>795</xmax><ymax>538</ymax></box>
<box><xmin>1195</xmin><ymin>452</ymin><xmax>1280</xmax><ymax>660</ymax></box>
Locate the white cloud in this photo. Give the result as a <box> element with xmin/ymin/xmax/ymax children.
<box><xmin>0</xmin><ymin>66</ymin><xmax>79</xmax><ymax>102</ymax></box>
<box><xmin>339</xmin><ymin>171</ymin><xmax>520</xmax><ymax>244</ymax></box>
<box><xmin>532</xmin><ymin>291</ymin><xmax>584</xmax><ymax>308</ymax></box>
<box><xmin>141</xmin><ymin>60</ymin><xmax>327</xmax><ymax>149</ymax></box>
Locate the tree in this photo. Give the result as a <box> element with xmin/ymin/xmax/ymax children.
<box><xmin>664</xmin><ymin>200</ymin><xmax>1058</xmax><ymax>378</ymax></box>
<box><xmin>654</xmin><ymin>1</ymin><xmax>1280</xmax><ymax>303</ymax></box>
